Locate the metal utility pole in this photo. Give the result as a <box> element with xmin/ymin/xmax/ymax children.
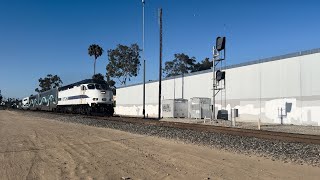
<box><xmin>158</xmin><ymin>8</ymin><xmax>162</xmax><ymax>119</ymax></box>
<box><xmin>142</xmin><ymin>0</ymin><xmax>146</xmax><ymax>118</ymax></box>
<box><xmin>258</xmin><ymin>60</ymin><xmax>262</xmax><ymax>130</ymax></box>
<box><xmin>212</xmin><ymin>47</ymin><xmax>218</xmax><ymax>120</ymax></box>
<box><xmin>182</xmin><ymin>74</ymin><xmax>184</xmax><ymax>99</ymax></box>
<box><xmin>211</xmin><ymin>37</ymin><xmax>226</xmax><ymax>121</ymax></box>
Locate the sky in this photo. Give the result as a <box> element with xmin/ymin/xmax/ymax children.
<box><xmin>0</xmin><ymin>0</ymin><xmax>320</xmax><ymax>99</ymax></box>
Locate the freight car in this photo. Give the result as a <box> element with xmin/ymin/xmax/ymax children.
<box><xmin>22</xmin><ymin>79</ymin><xmax>114</xmax><ymax>116</ymax></box>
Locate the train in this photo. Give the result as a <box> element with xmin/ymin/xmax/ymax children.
<box><xmin>20</xmin><ymin>79</ymin><xmax>114</xmax><ymax>116</ymax></box>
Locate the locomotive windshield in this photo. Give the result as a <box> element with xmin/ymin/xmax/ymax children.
<box><xmin>87</xmin><ymin>84</ymin><xmax>95</xmax><ymax>89</ymax></box>
<box><xmin>87</xmin><ymin>83</ymin><xmax>108</xmax><ymax>90</ymax></box>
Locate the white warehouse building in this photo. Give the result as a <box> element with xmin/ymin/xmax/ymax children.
<box><xmin>115</xmin><ymin>48</ymin><xmax>320</xmax><ymax>126</ymax></box>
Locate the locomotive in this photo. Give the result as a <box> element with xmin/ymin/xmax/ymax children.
<box><xmin>22</xmin><ymin>79</ymin><xmax>114</xmax><ymax>116</ymax></box>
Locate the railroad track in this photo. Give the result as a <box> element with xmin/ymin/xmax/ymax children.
<box><xmin>85</xmin><ymin>115</ymin><xmax>320</xmax><ymax>145</ymax></box>
<box><xmin>18</xmin><ymin>110</ymin><xmax>320</xmax><ymax>145</ymax></box>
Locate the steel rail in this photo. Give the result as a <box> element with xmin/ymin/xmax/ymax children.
<box><xmin>86</xmin><ymin>116</ymin><xmax>320</xmax><ymax>145</ymax></box>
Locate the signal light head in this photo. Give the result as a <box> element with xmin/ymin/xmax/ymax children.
<box><xmin>216</xmin><ymin>70</ymin><xmax>225</xmax><ymax>82</ymax></box>
<box><xmin>216</xmin><ymin>37</ymin><xmax>226</xmax><ymax>52</ymax></box>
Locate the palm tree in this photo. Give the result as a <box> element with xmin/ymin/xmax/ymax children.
<box><xmin>88</xmin><ymin>44</ymin><xmax>104</xmax><ymax>75</ymax></box>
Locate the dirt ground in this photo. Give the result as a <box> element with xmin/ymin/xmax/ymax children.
<box><xmin>0</xmin><ymin>110</ymin><xmax>319</xmax><ymax>180</ymax></box>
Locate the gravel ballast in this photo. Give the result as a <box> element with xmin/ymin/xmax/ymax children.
<box><xmin>24</xmin><ymin>111</ymin><xmax>320</xmax><ymax>167</ymax></box>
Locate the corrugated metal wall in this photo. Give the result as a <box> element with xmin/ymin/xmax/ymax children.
<box><xmin>115</xmin><ymin>49</ymin><xmax>320</xmax><ymax>126</ymax></box>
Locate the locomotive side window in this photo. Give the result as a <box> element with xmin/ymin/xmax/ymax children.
<box><xmin>87</xmin><ymin>84</ymin><xmax>95</xmax><ymax>89</ymax></box>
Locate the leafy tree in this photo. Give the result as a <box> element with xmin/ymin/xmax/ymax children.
<box><xmin>92</xmin><ymin>73</ymin><xmax>116</xmax><ymax>88</ymax></box>
<box><xmin>106</xmin><ymin>75</ymin><xmax>116</xmax><ymax>95</ymax></box>
<box><xmin>92</xmin><ymin>73</ymin><xmax>116</xmax><ymax>94</ymax></box>
<box><xmin>163</xmin><ymin>53</ymin><xmax>196</xmax><ymax>77</ymax></box>
<box><xmin>106</xmin><ymin>44</ymin><xmax>141</xmax><ymax>85</ymax></box>
<box><xmin>191</xmin><ymin>58</ymin><xmax>212</xmax><ymax>72</ymax></box>
<box><xmin>106</xmin><ymin>75</ymin><xmax>115</xmax><ymax>87</ymax></box>
<box><xmin>3</xmin><ymin>97</ymin><xmax>16</xmax><ymax>108</ymax></box>
<box><xmin>92</xmin><ymin>73</ymin><xmax>105</xmax><ymax>81</ymax></box>
<box><xmin>88</xmin><ymin>44</ymin><xmax>104</xmax><ymax>75</ymax></box>
<box><xmin>35</xmin><ymin>74</ymin><xmax>63</xmax><ymax>93</ymax></box>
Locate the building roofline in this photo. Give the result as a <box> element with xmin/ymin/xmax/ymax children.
<box><xmin>117</xmin><ymin>48</ymin><xmax>320</xmax><ymax>89</ymax></box>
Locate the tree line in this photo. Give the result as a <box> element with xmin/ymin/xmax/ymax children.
<box><xmin>0</xmin><ymin>91</ymin><xmax>3</xmax><ymax>105</ymax></box>
<box><xmin>0</xmin><ymin>97</ymin><xmax>20</xmax><ymax>109</ymax></box>
<box><xmin>163</xmin><ymin>53</ymin><xmax>212</xmax><ymax>77</ymax></box>
<box><xmin>35</xmin><ymin>43</ymin><xmax>212</xmax><ymax>92</ymax></box>
<box><xmin>0</xmin><ymin>90</ymin><xmax>16</xmax><ymax>108</ymax></box>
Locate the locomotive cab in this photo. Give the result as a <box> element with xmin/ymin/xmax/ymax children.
<box><xmin>81</xmin><ymin>83</ymin><xmax>113</xmax><ymax>106</ymax></box>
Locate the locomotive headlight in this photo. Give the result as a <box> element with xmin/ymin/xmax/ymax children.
<box><xmin>92</xmin><ymin>98</ymin><xmax>98</xmax><ymax>101</ymax></box>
